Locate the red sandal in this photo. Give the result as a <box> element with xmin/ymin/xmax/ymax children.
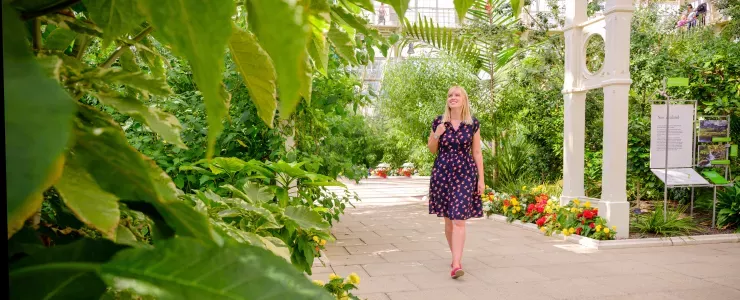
<box><xmin>450</xmin><ymin>267</ymin><xmax>464</xmax><ymax>279</ymax></box>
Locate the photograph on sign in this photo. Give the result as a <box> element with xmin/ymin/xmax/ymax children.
<box><xmin>697</xmin><ymin>144</ymin><xmax>727</xmax><ymax>167</ymax></box>
<box><xmin>649</xmin><ymin>104</ymin><xmax>695</xmax><ymax>169</ymax></box>
<box><xmin>698</xmin><ymin>119</ymin><xmax>729</xmax><ymax>143</ymax></box>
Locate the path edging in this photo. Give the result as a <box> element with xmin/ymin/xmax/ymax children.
<box><xmin>487</xmin><ymin>214</ymin><xmax>740</xmax><ymax>250</ymax></box>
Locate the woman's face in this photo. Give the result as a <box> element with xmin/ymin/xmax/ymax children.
<box><xmin>447</xmin><ymin>88</ymin><xmax>465</xmax><ymax>109</ymax></box>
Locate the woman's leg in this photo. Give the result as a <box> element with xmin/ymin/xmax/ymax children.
<box><xmin>451</xmin><ymin>219</ymin><xmax>466</xmax><ymax>268</ymax></box>
<box><xmin>444</xmin><ymin>217</ymin><xmax>453</xmax><ymax>252</ymax></box>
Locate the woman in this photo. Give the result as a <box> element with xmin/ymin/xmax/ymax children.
<box><xmin>427</xmin><ymin>86</ymin><xmax>484</xmax><ymax>279</ymax></box>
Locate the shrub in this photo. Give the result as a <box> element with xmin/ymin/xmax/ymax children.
<box><xmin>631</xmin><ymin>204</ymin><xmax>701</xmax><ymax>237</ymax></box>
<box><xmin>717</xmin><ymin>183</ymin><xmax>740</xmax><ymax>231</ymax></box>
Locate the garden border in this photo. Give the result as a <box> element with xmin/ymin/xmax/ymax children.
<box><xmin>488</xmin><ymin>214</ymin><xmax>740</xmax><ymax>250</ymax></box>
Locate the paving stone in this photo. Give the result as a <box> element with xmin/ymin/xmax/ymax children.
<box><xmin>326</xmin><ymin>178</ymin><xmax>740</xmax><ymax>299</ymax></box>
<box><xmin>403</xmin><ymin>271</ymin><xmax>486</xmax><ymax>290</ymax></box>
<box><xmin>459</xmin><ymin>282</ymin><xmax>556</xmax><ymax>300</ymax></box>
<box><xmin>387</xmin><ymin>287</ymin><xmax>474</xmax><ymax>300</ymax></box>
<box><xmin>465</xmin><ymin>266</ymin><xmax>550</xmax><ymax>284</ymax></box>
<box><xmin>362</xmin><ymin>261</ymin><xmax>434</xmax><ymax>277</ymax></box>
<box><xmin>361</xmin><ymin>236</ymin><xmax>413</xmax><ymax>245</ymax></box>
<box><xmin>416</xmin><ymin>257</ymin><xmax>490</xmax><ymax>272</ymax></box>
<box><xmin>380</xmin><ymin>250</ymin><xmax>442</xmax><ymax>262</ymax></box>
<box><xmin>390</xmin><ymin>241</ymin><xmax>449</xmax><ymax>251</ymax></box>
<box><xmin>330</xmin><ymin>264</ymin><xmax>371</xmax><ymax>279</ymax></box>
<box><xmin>345</xmin><ymin>243</ymin><xmax>400</xmax><ymax>255</ymax></box>
<box><xmin>352</xmin><ymin>292</ymin><xmax>391</xmax><ymax>300</ymax></box>
<box><xmin>330</xmin><ymin>254</ymin><xmax>388</xmax><ymax>266</ymax></box>
<box><xmin>353</xmin><ymin>275</ymin><xmax>419</xmax><ymax>294</ymax></box>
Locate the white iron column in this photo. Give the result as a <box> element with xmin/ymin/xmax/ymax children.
<box><xmin>560</xmin><ymin>0</ymin><xmax>587</xmax><ymax>205</ymax></box>
<box><xmin>600</xmin><ymin>0</ymin><xmax>633</xmax><ymax>239</ymax></box>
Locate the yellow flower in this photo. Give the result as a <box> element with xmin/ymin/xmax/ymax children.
<box><xmin>312</xmin><ymin>280</ymin><xmax>324</xmax><ymax>286</ymax></box>
<box><xmin>595</xmin><ymin>225</ymin><xmax>602</xmax><ymax>232</ymax></box>
<box><xmin>540</xmin><ymin>227</ymin><xmax>547</xmax><ymax>232</ymax></box>
<box><xmin>329</xmin><ymin>273</ymin><xmax>340</xmax><ymax>280</ymax></box>
<box><xmin>570</xmin><ymin>207</ymin><xmax>577</xmax><ymax>213</ymax></box>
<box><xmin>569</xmin><ymin>228</ymin><xmax>576</xmax><ymax>234</ymax></box>
<box><xmin>320</xmin><ymin>239</ymin><xmax>327</xmax><ymax>246</ymax></box>
<box><xmin>339</xmin><ymin>296</ymin><xmax>349</xmax><ymax>300</ymax></box>
<box><xmin>312</xmin><ymin>236</ymin><xmax>319</xmax><ymax>243</ymax></box>
<box><xmin>522</xmin><ymin>186</ymin><xmax>527</xmax><ymax>190</ymax></box>
<box><xmin>584</xmin><ymin>201</ymin><xmax>591</xmax><ymax>208</ymax></box>
<box><xmin>604</xmin><ymin>228</ymin><xmax>610</xmax><ymax>234</ymax></box>
<box><xmin>562</xmin><ymin>229</ymin><xmax>570</xmax><ymax>236</ymax></box>
<box><xmin>612</xmin><ymin>226</ymin><xmax>617</xmax><ymax>231</ymax></box>
<box><xmin>348</xmin><ymin>272</ymin><xmax>361</xmax><ymax>285</ymax></box>
<box><xmin>573</xmin><ymin>199</ymin><xmax>580</xmax><ymax>206</ymax></box>
<box><xmin>503</xmin><ymin>206</ymin><xmax>509</xmax><ymax>212</ymax></box>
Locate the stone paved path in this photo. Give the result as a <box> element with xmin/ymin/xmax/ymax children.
<box><xmin>315</xmin><ymin>177</ymin><xmax>740</xmax><ymax>300</ymax></box>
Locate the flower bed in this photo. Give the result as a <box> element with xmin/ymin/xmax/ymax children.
<box><xmin>481</xmin><ymin>186</ymin><xmax>618</xmax><ymax>240</ymax></box>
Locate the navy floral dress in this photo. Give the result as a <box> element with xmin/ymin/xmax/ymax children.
<box><xmin>429</xmin><ymin>116</ymin><xmax>483</xmax><ymax>220</ymax></box>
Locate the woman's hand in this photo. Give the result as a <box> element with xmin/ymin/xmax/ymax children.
<box><xmin>477</xmin><ymin>179</ymin><xmax>485</xmax><ymax>195</ymax></box>
<box><xmin>434</xmin><ymin>122</ymin><xmax>446</xmax><ymax>138</ymax></box>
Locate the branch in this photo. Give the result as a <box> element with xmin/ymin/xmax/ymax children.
<box><xmin>21</xmin><ymin>0</ymin><xmax>82</xmax><ymax>21</ymax></box>
<box><xmin>32</xmin><ymin>18</ymin><xmax>42</xmax><ymax>51</ymax></box>
<box><xmin>100</xmin><ymin>26</ymin><xmax>155</xmax><ymax>68</ymax></box>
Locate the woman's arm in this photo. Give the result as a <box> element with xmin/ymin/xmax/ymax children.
<box><xmin>428</xmin><ymin>119</ymin><xmax>445</xmax><ymax>154</ymax></box>
<box><xmin>472</xmin><ymin>128</ymin><xmax>485</xmax><ymax>193</ymax></box>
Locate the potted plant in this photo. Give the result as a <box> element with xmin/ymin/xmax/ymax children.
<box><xmin>375</xmin><ymin>163</ymin><xmax>390</xmax><ymax>178</ymax></box>
<box><xmin>401</xmin><ymin>162</ymin><xmax>415</xmax><ymax>177</ymax></box>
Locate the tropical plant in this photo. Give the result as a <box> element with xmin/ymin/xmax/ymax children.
<box><xmin>716</xmin><ymin>183</ymin><xmax>740</xmax><ymax>231</ymax></box>
<box><xmin>6</xmin><ymin>0</ymin><xmax>382</xmax><ymax>298</ymax></box>
<box><xmin>631</xmin><ymin>204</ymin><xmax>702</xmax><ymax>237</ymax></box>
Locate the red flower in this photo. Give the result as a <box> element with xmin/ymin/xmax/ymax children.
<box><xmin>503</xmin><ymin>200</ymin><xmax>510</xmax><ymax>207</ymax></box>
<box><xmin>536</xmin><ymin>204</ymin><xmax>545</xmax><ymax>213</ymax></box>
<box><xmin>593</xmin><ymin>209</ymin><xmax>598</xmax><ymax>216</ymax></box>
<box><xmin>527</xmin><ymin>204</ymin><xmax>535</xmax><ymax>214</ymax></box>
<box><xmin>536</xmin><ymin>217</ymin><xmax>547</xmax><ymax>227</ymax></box>
<box><xmin>589</xmin><ymin>223</ymin><xmax>595</xmax><ymax>229</ymax></box>
<box><xmin>576</xmin><ymin>227</ymin><xmax>583</xmax><ymax>235</ymax></box>
<box><xmin>583</xmin><ymin>209</ymin><xmax>595</xmax><ymax>220</ymax></box>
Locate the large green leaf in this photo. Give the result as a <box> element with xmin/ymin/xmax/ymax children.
<box><xmin>99</xmin><ymin>69</ymin><xmax>173</xmax><ymax>97</ymax></box>
<box><xmin>327</xmin><ymin>23</ymin><xmax>358</xmax><ymax>65</ymax></box>
<box><xmin>45</xmin><ymin>28</ymin><xmax>78</xmax><ymax>51</ymax></box>
<box><xmin>100</xmin><ymin>237</ymin><xmax>333</xmax><ymax>299</ymax></box>
<box><xmin>55</xmin><ymin>154</ymin><xmax>120</xmax><ymax>239</ymax></box>
<box><xmin>208</xmin><ymin>157</ymin><xmax>248</xmax><ymax>175</ymax></box>
<box><xmin>83</xmin><ymin>0</ymin><xmax>146</xmax><ymax>47</ymax></box>
<box><xmin>453</xmin><ymin>0</ymin><xmax>475</xmax><ymax>23</ymax></box>
<box><xmin>246</xmin><ymin>0</ymin><xmax>309</xmax><ymax>120</ymax></box>
<box><xmin>9</xmin><ymin>239</ymin><xmax>128</xmax><ymax>300</ymax></box>
<box><xmin>138</xmin><ymin>0</ymin><xmax>234</xmax><ymax>158</ymax></box>
<box><xmin>377</xmin><ymin>0</ymin><xmax>410</xmax><ymax>17</ymax></box>
<box><xmin>4</xmin><ymin>5</ymin><xmax>77</xmax><ymax>238</ymax></box>
<box><xmin>307</xmin><ymin>15</ymin><xmax>330</xmax><ymax>76</ymax></box>
<box><xmin>228</xmin><ymin>27</ymin><xmax>278</xmax><ymax>127</ymax></box>
<box><xmin>93</xmin><ymin>91</ymin><xmax>186</xmax><ymax>148</ymax></box>
<box><xmin>283</xmin><ymin>206</ymin><xmax>330</xmax><ymax>231</ymax></box>
<box><xmin>510</xmin><ymin>0</ymin><xmax>524</xmax><ymax>17</ymax></box>
<box><xmin>71</xmin><ymin>104</ymin><xmax>217</xmax><ymax>243</ymax></box>
<box><xmin>348</xmin><ymin>0</ymin><xmax>374</xmax><ymax>12</ymax></box>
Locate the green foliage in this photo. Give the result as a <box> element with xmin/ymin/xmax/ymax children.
<box><xmin>631</xmin><ymin>204</ymin><xmax>701</xmax><ymax>237</ymax></box>
<box><xmin>4</xmin><ymin>5</ymin><xmax>76</xmax><ymax>238</ymax></box>
<box><xmin>6</xmin><ymin>0</ymin><xmax>385</xmax><ymax>298</ymax></box>
<box><xmin>716</xmin><ymin>183</ymin><xmax>740</xmax><ymax>229</ymax></box>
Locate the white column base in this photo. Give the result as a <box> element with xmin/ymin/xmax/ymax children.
<box><xmin>598</xmin><ymin>200</ymin><xmax>630</xmax><ymax>239</ymax></box>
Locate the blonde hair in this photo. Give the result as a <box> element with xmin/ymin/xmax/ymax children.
<box><xmin>442</xmin><ymin>86</ymin><xmax>474</xmax><ymax>124</ymax></box>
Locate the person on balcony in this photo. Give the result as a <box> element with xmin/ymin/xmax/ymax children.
<box><xmin>378</xmin><ymin>3</ymin><xmax>387</xmax><ymax>25</ymax></box>
<box><xmin>687</xmin><ymin>4</ymin><xmax>698</xmax><ymax>29</ymax></box>
<box><xmin>427</xmin><ymin>86</ymin><xmax>484</xmax><ymax>279</ymax></box>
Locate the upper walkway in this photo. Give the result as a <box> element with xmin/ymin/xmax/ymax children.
<box><xmin>317</xmin><ymin>177</ymin><xmax>740</xmax><ymax>300</ymax></box>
